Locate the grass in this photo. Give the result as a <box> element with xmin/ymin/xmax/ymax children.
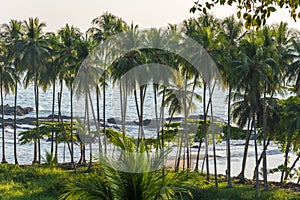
<box><xmin>0</xmin><ymin>164</ymin><xmax>299</xmax><ymax>200</ymax></box>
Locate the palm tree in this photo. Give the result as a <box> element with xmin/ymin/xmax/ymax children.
<box><xmin>0</xmin><ymin>38</ymin><xmax>15</xmax><ymax>164</ymax></box>
<box><xmin>57</xmin><ymin>24</ymin><xmax>82</xmax><ymax>166</ymax></box>
<box><xmin>16</xmin><ymin>17</ymin><xmax>48</xmax><ymax>164</ymax></box>
<box><xmin>1</xmin><ymin>19</ymin><xmax>23</xmax><ymax>165</ymax></box>
<box><xmin>233</xmin><ymin>28</ymin><xmax>280</xmax><ymax>193</ymax></box>
<box><xmin>88</xmin><ymin>12</ymin><xmax>128</xmax><ymax>153</ymax></box>
<box><xmin>218</xmin><ymin>15</ymin><xmax>244</xmax><ymax>188</ymax></box>
<box><xmin>42</xmin><ymin>32</ymin><xmax>60</xmax><ymax>156</ymax></box>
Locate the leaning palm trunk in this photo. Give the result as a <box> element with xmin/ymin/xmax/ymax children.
<box><xmin>237</xmin><ymin>116</ymin><xmax>252</xmax><ymax>183</ymax></box>
<box><xmin>281</xmin><ymin>134</ymin><xmax>292</xmax><ymax>183</ymax></box>
<box><xmin>208</xmin><ymin>82</ymin><xmax>218</xmax><ymax>187</ymax></box>
<box><xmin>13</xmin><ymin>81</ymin><xmax>18</xmax><ymax>165</ymax></box>
<box><xmin>203</xmin><ymin>83</ymin><xmax>209</xmax><ymax>181</ymax></box>
<box><xmin>87</xmin><ymin>88</ymin><xmax>103</xmax><ymax>158</ymax></box>
<box><xmin>285</xmin><ymin>153</ymin><xmax>300</xmax><ymax>181</ymax></box>
<box><xmin>253</xmin><ymin>137</ymin><xmax>271</xmax><ymax>180</ymax></box>
<box><xmin>55</xmin><ymin>81</ymin><xmax>64</xmax><ymax>162</ymax></box>
<box><xmin>58</xmin><ymin>91</ymin><xmax>76</xmax><ymax>172</ymax></box>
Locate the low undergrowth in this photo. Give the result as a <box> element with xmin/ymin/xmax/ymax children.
<box><xmin>0</xmin><ymin>164</ymin><xmax>299</xmax><ymax>200</ymax></box>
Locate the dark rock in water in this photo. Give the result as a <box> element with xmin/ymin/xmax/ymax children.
<box><xmin>107</xmin><ymin>118</ymin><xmax>117</xmax><ymax>124</ymax></box>
<box><xmin>133</xmin><ymin>119</ymin><xmax>151</xmax><ymax>126</ymax></box>
<box><xmin>46</xmin><ymin>114</ymin><xmax>71</xmax><ymax>119</ymax></box>
<box><xmin>0</xmin><ymin>104</ymin><xmax>33</xmax><ymax>116</ymax></box>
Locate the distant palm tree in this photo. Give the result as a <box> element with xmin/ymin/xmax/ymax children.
<box><xmin>88</xmin><ymin>12</ymin><xmax>128</xmax><ymax>153</ymax></box>
<box><xmin>16</xmin><ymin>17</ymin><xmax>48</xmax><ymax>164</ymax></box>
<box><xmin>1</xmin><ymin>19</ymin><xmax>23</xmax><ymax>165</ymax></box>
<box><xmin>58</xmin><ymin>24</ymin><xmax>82</xmax><ymax>166</ymax></box>
<box><xmin>218</xmin><ymin>15</ymin><xmax>244</xmax><ymax>188</ymax></box>
<box><xmin>0</xmin><ymin>39</ymin><xmax>16</xmax><ymax>164</ymax></box>
<box><xmin>42</xmin><ymin>32</ymin><xmax>60</xmax><ymax>156</ymax></box>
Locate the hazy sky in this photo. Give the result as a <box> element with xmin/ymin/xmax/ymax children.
<box><xmin>0</xmin><ymin>0</ymin><xmax>299</xmax><ymax>32</ymax></box>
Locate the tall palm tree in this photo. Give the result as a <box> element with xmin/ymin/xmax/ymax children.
<box><xmin>57</xmin><ymin>24</ymin><xmax>82</xmax><ymax>167</ymax></box>
<box><xmin>218</xmin><ymin>15</ymin><xmax>244</xmax><ymax>188</ymax></box>
<box><xmin>1</xmin><ymin>19</ymin><xmax>23</xmax><ymax>165</ymax></box>
<box><xmin>42</xmin><ymin>32</ymin><xmax>60</xmax><ymax>156</ymax></box>
<box><xmin>88</xmin><ymin>12</ymin><xmax>128</xmax><ymax>153</ymax></box>
<box><xmin>16</xmin><ymin>17</ymin><xmax>48</xmax><ymax>164</ymax></box>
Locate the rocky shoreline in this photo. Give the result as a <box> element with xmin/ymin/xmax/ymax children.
<box><xmin>1</xmin><ymin>113</ymin><xmax>226</xmax><ymax>130</ymax></box>
<box><xmin>0</xmin><ymin>104</ymin><xmax>33</xmax><ymax>116</ymax></box>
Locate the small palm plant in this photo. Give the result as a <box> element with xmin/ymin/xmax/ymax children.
<box><xmin>42</xmin><ymin>150</ymin><xmax>57</xmax><ymax>169</ymax></box>
<box><xmin>60</xmin><ymin>131</ymin><xmax>195</xmax><ymax>200</ymax></box>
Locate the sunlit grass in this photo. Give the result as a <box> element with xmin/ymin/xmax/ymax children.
<box><xmin>0</xmin><ymin>164</ymin><xmax>299</xmax><ymax>199</ymax></box>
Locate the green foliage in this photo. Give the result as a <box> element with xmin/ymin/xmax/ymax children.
<box><xmin>0</xmin><ymin>164</ymin><xmax>71</xmax><ymax>200</ymax></box>
<box><xmin>191</xmin><ymin>0</ymin><xmax>300</xmax><ymax>28</ymax></box>
<box><xmin>42</xmin><ymin>151</ymin><xmax>57</xmax><ymax>168</ymax></box>
<box><xmin>0</xmin><ymin>164</ymin><xmax>299</xmax><ymax>199</ymax></box>
<box><xmin>19</xmin><ymin>121</ymin><xmax>78</xmax><ymax>145</ymax></box>
<box><xmin>60</xmin><ymin>133</ymin><xmax>194</xmax><ymax>200</ymax></box>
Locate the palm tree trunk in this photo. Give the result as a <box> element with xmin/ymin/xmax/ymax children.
<box><xmin>51</xmin><ymin>81</ymin><xmax>55</xmax><ymax>155</ymax></box>
<box><xmin>254</xmin><ymin>113</ymin><xmax>259</xmax><ymax>197</ymax></box>
<box><xmin>209</xmin><ymin>83</ymin><xmax>218</xmax><ymax>187</ymax></box>
<box><xmin>153</xmin><ymin>84</ymin><xmax>160</xmax><ymax>150</ymax></box>
<box><xmin>70</xmin><ymin>86</ymin><xmax>75</xmax><ymax>168</ymax></box>
<box><xmin>253</xmin><ymin>137</ymin><xmax>271</xmax><ymax>180</ymax></box>
<box><xmin>1</xmin><ymin>76</ymin><xmax>7</xmax><ymax>164</ymax></box>
<box><xmin>103</xmin><ymin>83</ymin><xmax>107</xmax><ymax>154</ymax></box>
<box><xmin>95</xmin><ymin>86</ymin><xmax>101</xmax><ymax>156</ymax></box>
<box><xmin>160</xmin><ymin>86</ymin><xmax>166</xmax><ymax>180</ymax></box>
<box><xmin>14</xmin><ymin>82</ymin><xmax>18</xmax><ymax>165</ymax></box>
<box><xmin>262</xmin><ymin>92</ymin><xmax>268</xmax><ymax>191</ymax></box>
<box><xmin>285</xmin><ymin>153</ymin><xmax>300</xmax><ymax>181</ymax></box>
<box><xmin>85</xmin><ymin>91</ymin><xmax>92</xmax><ymax>170</ymax></box>
<box><xmin>88</xmin><ymin>89</ymin><xmax>102</xmax><ymax>157</ymax></box>
<box><xmin>238</xmin><ymin>116</ymin><xmax>252</xmax><ymax>183</ymax></box>
<box><xmin>134</xmin><ymin>87</ymin><xmax>141</xmax><ymax>145</ymax></box>
<box><xmin>34</xmin><ymin>73</ymin><xmax>41</xmax><ymax>165</ymax></box>
<box><xmin>281</xmin><ymin>136</ymin><xmax>292</xmax><ymax>183</ymax></box>
<box><xmin>203</xmin><ymin>83</ymin><xmax>209</xmax><ymax>181</ymax></box>
<box><xmin>226</xmin><ymin>86</ymin><xmax>231</xmax><ymax>187</ymax></box>
<box><xmin>58</xmin><ymin>90</ymin><xmax>76</xmax><ymax>171</ymax></box>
